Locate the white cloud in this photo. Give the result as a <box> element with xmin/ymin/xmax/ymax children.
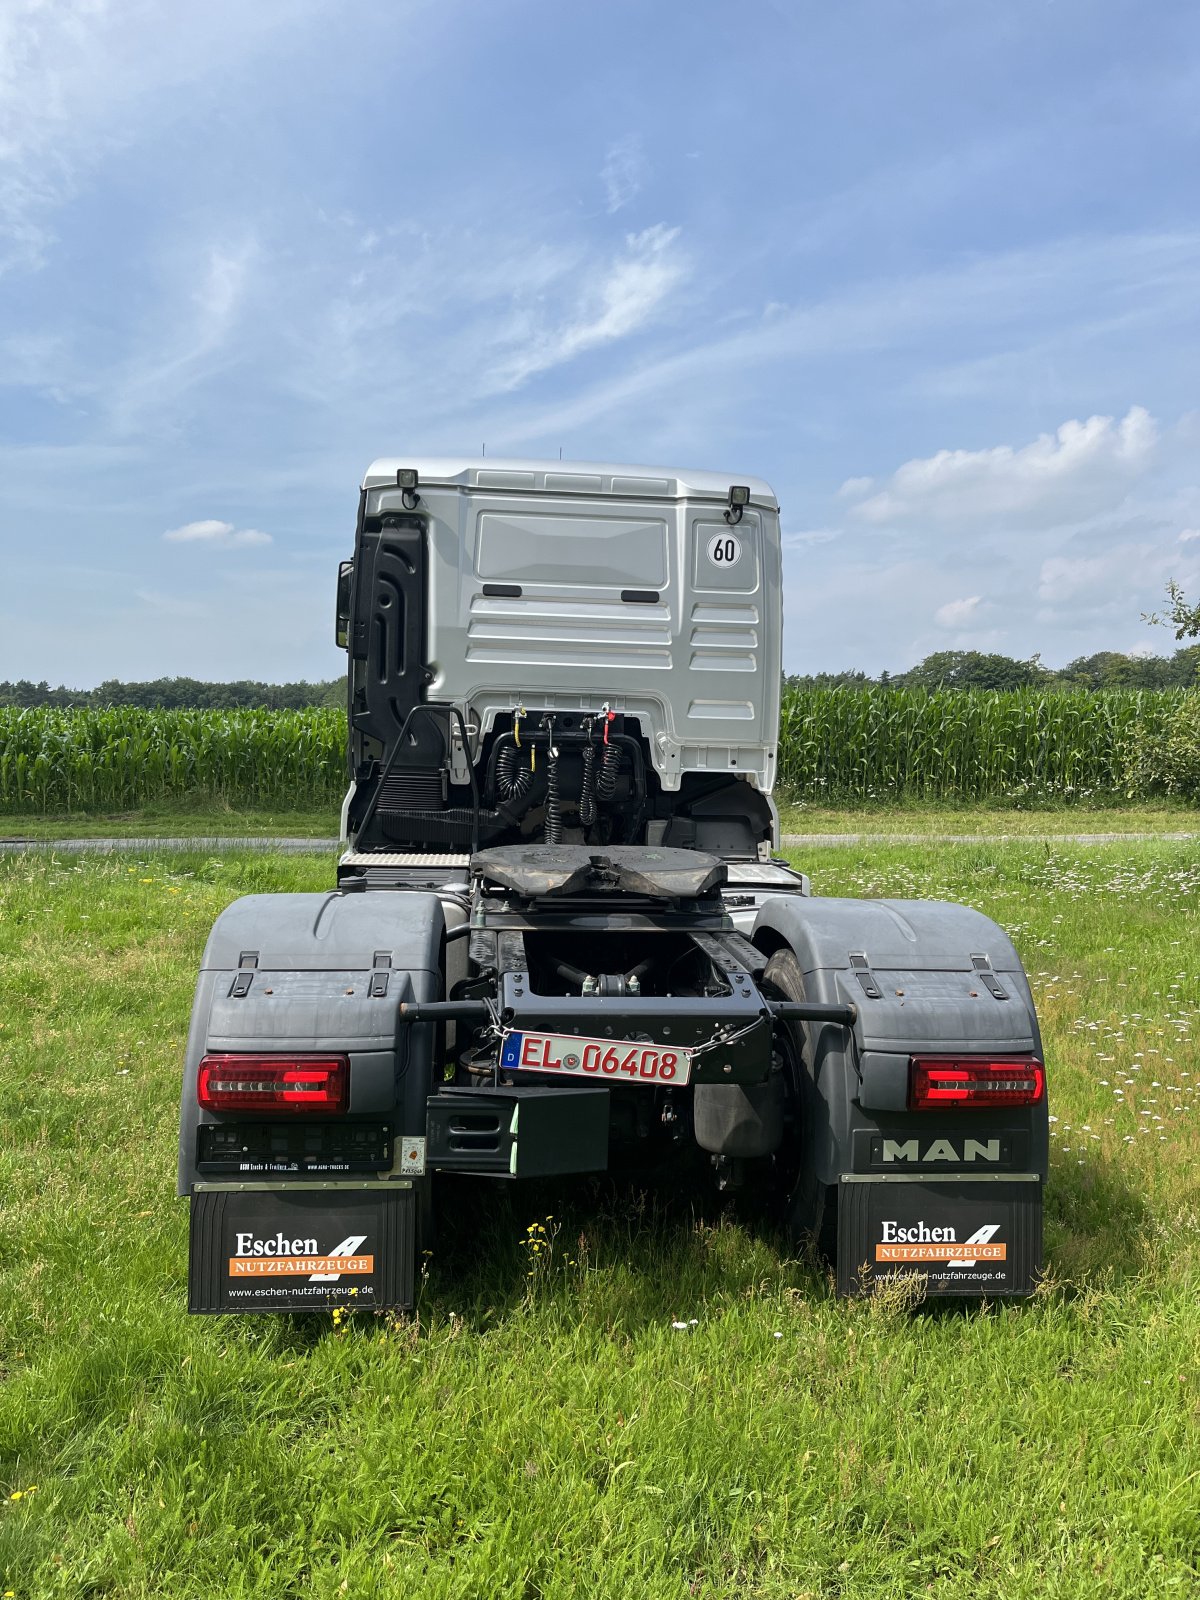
<box><xmin>600</xmin><ymin>136</ymin><xmax>646</xmax><ymax>214</ymax></box>
<box><xmin>837</xmin><ymin>476</ymin><xmax>874</xmax><ymax>499</ymax></box>
<box><xmin>1038</xmin><ymin>549</ymin><xmax>1137</xmax><ymax>604</ymax></box>
<box><xmin>784</xmin><ymin>528</ymin><xmax>842</xmax><ymax>548</ymax></box>
<box><xmin>1037</xmin><ymin>541</ymin><xmax>1200</xmax><ymax>607</ymax></box>
<box><xmin>844</xmin><ymin>407</ymin><xmax>1157</xmax><ymax>529</ymax></box>
<box><xmin>0</xmin><ymin>0</ymin><xmax>326</xmax><ymax>277</ymax></box>
<box><xmin>1180</xmin><ymin>528</ymin><xmax>1200</xmax><ymax>543</ymax></box>
<box><xmin>288</xmin><ymin>211</ymin><xmax>688</xmax><ymax>416</ymax></box>
<box><xmin>935</xmin><ymin>595</ymin><xmax>982</xmax><ymax>629</ymax></box>
<box><xmin>486</xmin><ymin>231</ymin><xmax>1200</xmax><ymax>455</ymax></box>
<box><xmin>492</xmin><ymin>224</ymin><xmax>687</xmax><ymax>392</ymax></box>
<box><xmin>163</xmin><ymin>519</ymin><xmax>271</xmax><ymax>547</ymax></box>
<box><xmin>104</xmin><ymin>238</ymin><xmax>259</xmax><ymax>430</ymax></box>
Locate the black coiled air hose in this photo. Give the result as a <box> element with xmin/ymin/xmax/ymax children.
<box><xmin>579</xmin><ymin>737</ymin><xmax>597</xmax><ymax>826</ymax></box>
<box><xmin>596</xmin><ymin>738</ymin><xmax>621</xmax><ymax>799</ymax></box>
<box><xmin>496</xmin><ymin>742</ymin><xmax>532</xmax><ymax>801</ymax></box>
<box><xmin>544</xmin><ymin>747</ymin><xmax>563</xmax><ymax>843</ymax></box>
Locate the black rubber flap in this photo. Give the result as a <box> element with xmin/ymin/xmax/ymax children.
<box><xmin>837</xmin><ymin>1178</ymin><xmax>1041</xmax><ymax>1298</ymax></box>
<box><xmin>188</xmin><ymin>1187</ymin><xmax>415</xmax><ymax>1314</ymax></box>
<box><xmin>471</xmin><ymin>844</ymin><xmax>726</xmax><ymax>899</ymax></box>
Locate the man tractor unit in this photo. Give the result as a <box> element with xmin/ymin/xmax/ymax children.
<box><xmin>179</xmin><ymin>458</ymin><xmax>1048</xmax><ymax>1311</ymax></box>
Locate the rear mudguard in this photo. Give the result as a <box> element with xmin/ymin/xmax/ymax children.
<box><xmin>178</xmin><ymin>890</ymin><xmax>446</xmax><ymax>1193</ymax></box>
<box><xmin>179</xmin><ymin>890</ymin><xmax>444</xmax><ymax>1313</ymax></box>
<box><xmin>753</xmin><ymin>894</ymin><xmax>1048</xmax><ymax>1295</ymax></box>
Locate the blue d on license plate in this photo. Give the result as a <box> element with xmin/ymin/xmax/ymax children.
<box><xmin>500</xmin><ymin>1031</ymin><xmax>692</xmax><ymax>1085</ymax></box>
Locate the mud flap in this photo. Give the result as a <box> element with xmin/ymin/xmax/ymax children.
<box><xmin>188</xmin><ymin>1184</ymin><xmax>416</xmax><ymax>1314</ymax></box>
<box><xmin>837</xmin><ymin>1176</ymin><xmax>1042</xmax><ymax>1298</ymax></box>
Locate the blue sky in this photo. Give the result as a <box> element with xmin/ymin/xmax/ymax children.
<box><xmin>1</xmin><ymin>0</ymin><xmax>1198</xmax><ymax>685</ymax></box>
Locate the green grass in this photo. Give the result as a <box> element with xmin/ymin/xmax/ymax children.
<box><xmin>0</xmin><ymin>804</ymin><xmax>339</xmax><ymax>840</ymax></box>
<box><xmin>2</xmin><ymin>843</ymin><xmax>1200</xmax><ymax>1597</ymax></box>
<box><xmin>3</xmin><ymin>803</ymin><xmax>1197</xmax><ymax>844</ymax></box>
<box><xmin>777</xmin><ymin>802</ymin><xmax>1199</xmax><ymax>835</ymax></box>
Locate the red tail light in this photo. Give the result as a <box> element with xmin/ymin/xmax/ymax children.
<box><xmin>197</xmin><ymin>1054</ymin><xmax>349</xmax><ymax>1114</ymax></box>
<box><xmin>909</xmin><ymin>1056</ymin><xmax>1045</xmax><ymax>1110</ymax></box>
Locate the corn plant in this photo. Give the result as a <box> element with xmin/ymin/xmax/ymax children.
<box><xmin>0</xmin><ymin>707</ymin><xmax>347</xmax><ymax>813</ymax></box>
<box><xmin>776</xmin><ymin>686</ymin><xmax>1195</xmax><ymax>804</ymax></box>
<box><xmin>0</xmin><ymin>693</ymin><xmax>1196</xmax><ymax>813</ymax></box>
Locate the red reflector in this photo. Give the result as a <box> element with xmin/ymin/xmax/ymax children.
<box><xmin>909</xmin><ymin>1056</ymin><xmax>1045</xmax><ymax>1110</ymax></box>
<box><xmin>197</xmin><ymin>1054</ymin><xmax>349</xmax><ymax>1114</ymax></box>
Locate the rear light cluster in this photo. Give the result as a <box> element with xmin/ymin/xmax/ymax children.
<box><xmin>909</xmin><ymin>1056</ymin><xmax>1045</xmax><ymax>1110</ymax></box>
<box><xmin>197</xmin><ymin>1054</ymin><xmax>349</xmax><ymax>1114</ymax></box>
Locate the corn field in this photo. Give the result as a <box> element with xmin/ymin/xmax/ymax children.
<box><xmin>777</xmin><ymin>686</ymin><xmax>1194</xmax><ymax>802</ymax></box>
<box><xmin>0</xmin><ymin>692</ymin><xmax>1197</xmax><ymax>813</ymax></box>
<box><xmin>0</xmin><ymin>707</ymin><xmax>346</xmax><ymax>813</ymax></box>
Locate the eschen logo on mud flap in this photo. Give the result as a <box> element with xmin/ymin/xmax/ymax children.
<box><xmin>228</xmin><ymin>1231</ymin><xmax>374</xmax><ymax>1279</ymax></box>
<box><xmin>875</xmin><ymin>1220</ymin><xmax>1007</xmax><ymax>1263</ymax></box>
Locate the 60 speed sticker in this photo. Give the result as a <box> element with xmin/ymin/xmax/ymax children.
<box><xmin>707</xmin><ymin>532</ymin><xmax>742</xmax><ymax>566</ymax></box>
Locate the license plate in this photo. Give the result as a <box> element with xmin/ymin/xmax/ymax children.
<box><xmin>500</xmin><ymin>1031</ymin><xmax>693</xmax><ymax>1085</ymax></box>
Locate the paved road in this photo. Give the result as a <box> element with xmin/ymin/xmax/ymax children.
<box><xmin>2</xmin><ymin>831</ymin><xmax>1196</xmax><ymax>854</ymax></box>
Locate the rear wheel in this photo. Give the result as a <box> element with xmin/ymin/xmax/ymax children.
<box><xmin>762</xmin><ymin>948</ymin><xmax>838</xmax><ymax>1263</ymax></box>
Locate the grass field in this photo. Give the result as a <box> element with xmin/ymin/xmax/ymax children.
<box><xmin>0</xmin><ymin>806</ymin><xmax>339</xmax><ymax>841</ymax></box>
<box><xmin>3</xmin><ymin>801</ymin><xmax>1197</xmax><ymax>843</ymax></box>
<box><xmin>776</xmin><ymin>802</ymin><xmax>1199</xmax><ymax>836</ymax></box>
<box><xmin>2</xmin><ymin>838</ymin><xmax>1200</xmax><ymax>1597</ymax></box>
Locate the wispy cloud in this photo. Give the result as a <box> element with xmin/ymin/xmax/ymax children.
<box><xmin>0</xmin><ymin>0</ymin><xmax>327</xmax><ymax>278</ymax></box>
<box><xmin>104</xmin><ymin>239</ymin><xmax>260</xmax><ymax>431</ymax></box>
<box><xmin>783</xmin><ymin>528</ymin><xmax>842</xmax><ymax>548</ymax></box>
<box><xmin>134</xmin><ymin>588</ymin><xmax>209</xmax><ymax>618</ymax></box>
<box><xmin>490</xmin><ymin>224</ymin><xmax>687</xmax><ymax>392</ymax></box>
<box><xmin>483</xmin><ymin>231</ymin><xmax>1200</xmax><ymax>453</ymax></box>
<box><xmin>1037</xmin><ymin>542</ymin><xmax>1200</xmax><ymax>610</ymax></box>
<box><xmin>600</xmin><ymin>136</ymin><xmax>646</xmax><ymax>214</ymax></box>
<box><xmin>163</xmin><ymin>519</ymin><xmax>272</xmax><ymax>547</ymax></box>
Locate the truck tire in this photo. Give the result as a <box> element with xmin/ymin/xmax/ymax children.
<box><xmin>762</xmin><ymin>947</ymin><xmax>838</xmax><ymax>1264</ymax></box>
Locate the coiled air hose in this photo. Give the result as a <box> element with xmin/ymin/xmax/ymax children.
<box><xmin>596</xmin><ymin>728</ymin><xmax>621</xmax><ymax>799</ymax></box>
<box><xmin>496</xmin><ymin>742</ymin><xmax>532</xmax><ymax>801</ymax></box>
<box><xmin>579</xmin><ymin>732</ymin><xmax>597</xmax><ymax>827</ymax></box>
<box><xmin>592</xmin><ymin>705</ymin><xmax>622</xmax><ymax>802</ymax></box>
<box><xmin>543</xmin><ymin>743</ymin><xmax>562</xmax><ymax>843</ymax></box>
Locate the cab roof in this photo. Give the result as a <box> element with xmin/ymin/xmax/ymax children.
<box><xmin>361</xmin><ymin>455</ymin><xmax>778</xmax><ymax>508</ymax></box>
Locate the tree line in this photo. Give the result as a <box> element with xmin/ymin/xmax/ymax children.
<box><xmin>3</xmin><ymin>642</ymin><xmax>1200</xmax><ymax>709</ymax></box>
<box><xmin>787</xmin><ymin>646</ymin><xmax>1200</xmax><ymax>693</ymax></box>
<box><xmin>0</xmin><ymin>677</ymin><xmax>346</xmax><ymax>710</ymax></box>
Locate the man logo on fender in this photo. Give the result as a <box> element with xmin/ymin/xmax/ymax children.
<box><xmin>881</xmin><ymin>1137</ymin><xmax>1001</xmax><ymax>1164</ymax></box>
